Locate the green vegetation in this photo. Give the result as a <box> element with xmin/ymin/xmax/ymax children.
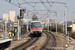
<box><xmin>51</xmin><ymin>28</ymin><xmax>63</xmax><ymax>33</ymax></box>
<box><xmin>9</xmin><ymin>36</ymin><xmax>16</xmax><ymax>39</ymax></box>
<box><xmin>43</xmin><ymin>26</ymin><xmax>63</xmax><ymax>33</ymax></box>
<box><xmin>10</xmin><ymin>26</ymin><xmax>26</xmax><ymax>35</ymax></box>
<box><xmin>21</xmin><ymin>27</ymin><xmax>26</xmax><ymax>35</ymax></box>
<box><xmin>10</xmin><ymin>30</ymin><xmax>14</xmax><ymax>33</ymax></box>
<box><xmin>10</xmin><ymin>30</ymin><xmax>16</xmax><ymax>36</ymax></box>
<box><xmin>43</xmin><ymin>27</ymin><xmax>48</xmax><ymax>30</ymax></box>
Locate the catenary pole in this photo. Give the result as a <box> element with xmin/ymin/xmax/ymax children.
<box><xmin>18</xmin><ymin>5</ymin><xmax>21</xmax><ymax>40</ymax></box>
<box><xmin>65</xmin><ymin>4</ymin><xmax>67</xmax><ymax>36</ymax></box>
<box><xmin>56</xmin><ymin>12</ymin><xmax>57</xmax><ymax>34</ymax></box>
<box><xmin>27</xmin><ymin>12</ymin><xmax>29</xmax><ymax>32</ymax></box>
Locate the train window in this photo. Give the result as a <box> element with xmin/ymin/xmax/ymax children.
<box><xmin>31</xmin><ymin>22</ymin><xmax>41</xmax><ymax>28</ymax></box>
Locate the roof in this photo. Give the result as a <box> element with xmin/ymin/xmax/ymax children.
<box><xmin>0</xmin><ymin>39</ymin><xmax>12</xmax><ymax>44</ymax></box>
<box><xmin>67</xmin><ymin>21</ymin><xmax>75</xmax><ymax>26</ymax></box>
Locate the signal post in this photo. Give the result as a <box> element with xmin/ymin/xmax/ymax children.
<box><xmin>17</xmin><ymin>6</ymin><xmax>26</xmax><ymax>40</ymax></box>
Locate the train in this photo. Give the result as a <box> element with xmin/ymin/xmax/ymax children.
<box><xmin>30</xmin><ymin>20</ymin><xmax>42</xmax><ymax>37</ymax></box>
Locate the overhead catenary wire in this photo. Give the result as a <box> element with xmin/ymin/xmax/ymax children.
<box><xmin>23</xmin><ymin>0</ymin><xmax>37</xmax><ymax>14</ymax></box>
<box><xmin>46</xmin><ymin>0</ymin><xmax>53</xmax><ymax>16</ymax></box>
<box><xmin>16</xmin><ymin>0</ymin><xmax>20</xmax><ymax>4</ymax></box>
<box><xmin>23</xmin><ymin>0</ymin><xmax>34</xmax><ymax>7</ymax></box>
<box><xmin>40</xmin><ymin>0</ymin><xmax>49</xmax><ymax>10</ymax></box>
<box><xmin>5</xmin><ymin>0</ymin><xmax>30</xmax><ymax>12</ymax></box>
<box><xmin>40</xmin><ymin>0</ymin><xmax>52</xmax><ymax>17</ymax></box>
<box><xmin>40</xmin><ymin>0</ymin><xmax>49</xmax><ymax>19</ymax></box>
<box><xmin>6</xmin><ymin>0</ymin><xmax>54</xmax><ymax>17</ymax></box>
<box><xmin>5</xmin><ymin>0</ymin><xmax>19</xmax><ymax>7</ymax></box>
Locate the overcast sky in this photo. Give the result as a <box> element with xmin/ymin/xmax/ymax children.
<box><xmin>0</xmin><ymin>0</ymin><xmax>75</xmax><ymax>22</ymax></box>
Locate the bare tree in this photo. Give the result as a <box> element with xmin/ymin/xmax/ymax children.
<box><xmin>32</xmin><ymin>14</ymin><xmax>39</xmax><ymax>21</ymax></box>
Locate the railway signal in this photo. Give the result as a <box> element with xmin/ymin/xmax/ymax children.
<box><xmin>20</xmin><ymin>8</ymin><xmax>26</xmax><ymax>19</ymax></box>
<box><xmin>17</xmin><ymin>8</ymin><xmax>26</xmax><ymax>19</ymax></box>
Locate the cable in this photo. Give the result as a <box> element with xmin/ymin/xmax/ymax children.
<box><xmin>23</xmin><ymin>0</ymin><xmax>37</xmax><ymax>13</ymax></box>
<box><xmin>16</xmin><ymin>0</ymin><xmax>20</xmax><ymax>4</ymax></box>
<box><xmin>23</xmin><ymin>0</ymin><xmax>34</xmax><ymax>7</ymax></box>
<box><xmin>40</xmin><ymin>0</ymin><xmax>48</xmax><ymax>10</ymax></box>
<box><xmin>46</xmin><ymin>0</ymin><xmax>53</xmax><ymax>16</ymax></box>
<box><xmin>47</xmin><ymin>0</ymin><xmax>51</xmax><ymax>7</ymax></box>
<box><xmin>5</xmin><ymin>0</ymin><xmax>19</xmax><ymax>7</ymax></box>
<box><xmin>40</xmin><ymin>0</ymin><xmax>51</xmax><ymax>17</ymax></box>
<box><xmin>5</xmin><ymin>0</ymin><xmax>29</xmax><ymax>12</ymax></box>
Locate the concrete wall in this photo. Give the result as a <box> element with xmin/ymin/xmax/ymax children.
<box><xmin>69</xmin><ymin>24</ymin><xmax>75</xmax><ymax>33</ymax></box>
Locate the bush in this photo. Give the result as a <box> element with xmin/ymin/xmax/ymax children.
<box><xmin>52</xmin><ymin>28</ymin><xmax>62</xmax><ymax>32</ymax></box>
<box><xmin>48</xmin><ymin>27</ymin><xmax>62</xmax><ymax>33</ymax></box>
<box><xmin>21</xmin><ymin>27</ymin><xmax>26</xmax><ymax>35</ymax></box>
<box><xmin>44</xmin><ymin>27</ymin><xmax>48</xmax><ymax>30</ymax></box>
<box><xmin>43</xmin><ymin>26</ymin><xmax>53</xmax><ymax>31</ymax></box>
<box><xmin>49</xmin><ymin>26</ymin><xmax>53</xmax><ymax>31</ymax></box>
<box><xmin>43</xmin><ymin>26</ymin><xmax>63</xmax><ymax>33</ymax></box>
<box><xmin>52</xmin><ymin>28</ymin><xmax>56</xmax><ymax>32</ymax></box>
<box><xmin>57</xmin><ymin>28</ymin><xmax>63</xmax><ymax>33</ymax></box>
<box><xmin>10</xmin><ymin>30</ymin><xmax>14</xmax><ymax>33</ymax></box>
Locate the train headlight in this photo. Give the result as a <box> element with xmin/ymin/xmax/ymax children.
<box><xmin>39</xmin><ymin>29</ymin><xmax>42</xmax><ymax>31</ymax></box>
<box><xmin>31</xmin><ymin>31</ymin><xmax>34</xmax><ymax>34</ymax></box>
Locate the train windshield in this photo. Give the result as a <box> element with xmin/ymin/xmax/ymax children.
<box><xmin>31</xmin><ymin>22</ymin><xmax>41</xmax><ymax>28</ymax></box>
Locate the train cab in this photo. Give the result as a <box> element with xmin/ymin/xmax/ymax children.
<box><xmin>30</xmin><ymin>21</ymin><xmax>42</xmax><ymax>36</ymax></box>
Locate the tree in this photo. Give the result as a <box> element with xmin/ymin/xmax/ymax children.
<box><xmin>32</xmin><ymin>14</ymin><xmax>39</xmax><ymax>20</ymax></box>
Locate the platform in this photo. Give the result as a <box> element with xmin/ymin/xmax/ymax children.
<box><xmin>0</xmin><ymin>39</ymin><xmax>12</xmax><ymax>50</ymax></box>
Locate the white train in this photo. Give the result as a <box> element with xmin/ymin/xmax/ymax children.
<box><xmin>30</xmin><ymin>21</ymin><xmax>42</xmax><ymax>36</ymax></box>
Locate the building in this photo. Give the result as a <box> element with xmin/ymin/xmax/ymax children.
<box><xmin>9</xmin><ymin>11</ymin><xmax>16</xmax><ymax>22</ymax></box>
<box><xmin>49</xmin><ymin>19</ymin><xmax>55</xmax><ymax>23</ymax></box>
<box><xmin>3</xmin><ymin>14</ymin><xmax>9</xmax><ymax>22</ymax></box>
<box><xmin>40</xmin><ymin>19</ymin><xmax>49</xmax><ymax>27</ymax></box>
<box><xmin>67</xmin><ymin>21</ymin><xmax>75</xmax><ymax>33</ymax></box>
<box><xmin>22</xmin><ymin>19</ymin><xmax>32</xmax><ymax>25</ymax></box>
<box><xmin>60</xmin><ymin>21</ymin><xmax>75</xmax><ymax>33</ymax></box>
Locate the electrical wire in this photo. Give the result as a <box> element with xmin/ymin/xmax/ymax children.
<box><xmin>23</xmin><ymin>0</ymin><xmax>34</xmax><ymax>7</ymax></box>
<box><xmin>23</xmin><ymin>0</ymin><xmax>37</xmax><ymax>13</ymax></box>
<box><xmin>16</xmin><ymin>0</ymin><xmax>20</xmax><ymax>4</ymax></box>
<box><xmin>40</xmin><ymin>0</ymin><xmax>51</xmax><ymax>17</ymax></box>
<box><xmin>40</xmin><ymin>0</ymin><xmax>48</xmax><ymax>10</ymax></box>
<box><xmin>5</xmin><ymin>0</ymin><xmax>19</xmax><ymax>7</ymax></box>
<box><xmin>23</xmin><ymin>0</ymin><xmax>36</xmax><ymax>13</ymax></box>
<box><xmin>46</xmin><ymin>0</ymin><xmax>53</xmax><ymax>17</ymax></box>
<box><xmin>5</xmin><ymin>0</ymin><xmax>29</xmax><ymax>13</ymax></box>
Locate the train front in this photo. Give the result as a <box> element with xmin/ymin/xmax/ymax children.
<box><xmin>30</xmin><ymin>21</ymin><xmax>42</xmax><ymax>36</ymax></box>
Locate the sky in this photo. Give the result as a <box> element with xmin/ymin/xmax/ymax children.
<box><xmin>0</xmin><ymin>0</ymin><xmax>75</xmax><ymax>22</ymax></box>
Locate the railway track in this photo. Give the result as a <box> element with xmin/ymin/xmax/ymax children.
<box><xmin>12</xmin><ymin>31</ymin><xmax>56</xmax><ymax>50</ymax></box>
<box><xmin>40</xmin><ymin>30</ymin><xmax>56</xmax><ymax>50</ymax></box>
<box><xmin>12</xmin><ymin>37</ymin><xmax>39</xmax><ymax>50</ymax></box>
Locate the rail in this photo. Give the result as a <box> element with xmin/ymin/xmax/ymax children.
<box><xmin>12</xmin><ymin>37</ymin><xmax>39</xmax><ymax>50</ymax></box>
<box><xmin>40</xmin><ymin>30</ymin><xmax>56</xmax><ymax>50</ymax></box>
